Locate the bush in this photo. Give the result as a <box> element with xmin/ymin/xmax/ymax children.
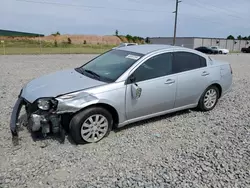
<box><xmin>67</xmin><ymin>38</ymin><xmax>72</xmax><ymax>44</ymax></box>
<box><xmin>52</xmin><ymin>31</ymin><xmax>60</xmax><ymax>36</ymax></box>
<box><xmin>126</xmin><ymin>35</ymin><xmax>134</xmax><ymax>43</ymax></box>
<box><xmin>54</xmin><ymin>40</ymin><xmax>58</xmax><ymax>47</ymax></box>
<box><xmin>83</xmin><ymin>40</ymin><xmax>87</xmax><ymax>44</ymax></box>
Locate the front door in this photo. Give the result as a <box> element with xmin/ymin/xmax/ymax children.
<box><xmin>125</xmin><ymin>52</ymin><xmax>177</xmax><ymax>120</ymax></box>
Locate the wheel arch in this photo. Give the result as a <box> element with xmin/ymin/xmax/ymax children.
<box><xmin>72</xmin><ymin>103</ymin><xmax>120</xmax><ymax>128</ymax></box>
<box><xmin>210</xmin><ymin>83</ymin><xmax>222</xmax><ymax>98</ymax></box>
<box><xmin>206</xmin><ymin>83</ymin><xmax>222</xmax><ymax>98</ymax></box>
<box><xmin>196</xmin><ymin>82</ymin><xmax>222</xmax><ymax>104</ymax></box>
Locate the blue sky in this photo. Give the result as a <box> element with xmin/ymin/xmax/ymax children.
<box><xmin>1</xmin><ymin>0</ymin><xmax>250</xmax><ymax>38</ymax></box>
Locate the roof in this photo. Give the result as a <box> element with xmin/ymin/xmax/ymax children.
<box><xmin>0</xmin><ymin>29</ymin><xmax>44</xmax><ymax>37</ymax></box>
<box><xmin>116</xmin><ymin>44</ymin><xmax>177</xmax><ymax>55</ymax></box>
<box><xmin>149</xmin><ymin>36</ymin><xmax>237</xmax><ymax>40</ymax></box>
<box><xmin>115</xmin><ymin>44</ymin><xmax>210</xmax><ymax>61</ymax></box>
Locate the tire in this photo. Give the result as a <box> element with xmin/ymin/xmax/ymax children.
<box><xmin>219</xmin><ymin>51</ymin><xmax>222</xmax><ymax>54</ymax></box>
<box><xmin>69</xmin><ymin>107</ymin><xmax>113</xmax><ymax>144</ymax></box>
<box><xmin>197</xmin><ymin>85</ymin><xmax>219</xmax><ymax>111</ymax></box>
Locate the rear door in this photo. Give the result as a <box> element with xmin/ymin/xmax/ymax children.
<box><xmin>172</xmin><ymin>51</ymin><xmax>209</xmax><ymax>108</ymax></box>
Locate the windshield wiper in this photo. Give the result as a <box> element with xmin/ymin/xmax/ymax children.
<box><xmin>83</xmin><ymin>69</ymin><xmax>101</xmax><ymax>80</ymax></box>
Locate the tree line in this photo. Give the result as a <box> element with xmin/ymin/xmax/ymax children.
<box><xmin>227</xmin><ymin>35</ymin><xmax>250</xmax><ymax>40</ymax></box>
<box><xmin>115</xmin><ymin>30</ymin><xmax>150</xmax><ymax>44</ymax></box>
<box><xmin>50</xmin><ymin>30</ymin><xmax>151</xmax><ymax>45</ymax></box>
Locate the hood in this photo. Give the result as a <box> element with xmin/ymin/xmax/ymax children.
<box><xmin>21</xmin><ymin>69</ymin><xmax>106</xmax><ymax>103</ymax></box>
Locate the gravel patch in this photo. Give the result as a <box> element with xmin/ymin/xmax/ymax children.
<box><xmin>0</xmin><ymin>54</ymin><xmax>249</xmax><ymax>188</ymax></box>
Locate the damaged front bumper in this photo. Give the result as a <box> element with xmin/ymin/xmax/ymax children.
<box><xmin>10</xmin><ymin>97</ymin><xmax>24</xmax><ymax>137</ymax></box>
<box><xmin>10</xmin><ymin>87</ymin><xmax>99</xmax><ymax>144</ymax></box>
<box><xmin>10</xmin><ymin>94</ymin><xmax>65</xmax><ymax>143</ymax></box>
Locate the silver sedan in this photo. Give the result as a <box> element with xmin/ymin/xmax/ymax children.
<box><xmin>10</xmin><ymin>44</ymin><xmax>233</xmax><ymax>144</ymax></box>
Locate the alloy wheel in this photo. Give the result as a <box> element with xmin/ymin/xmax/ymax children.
<box><xmin>204</xmin><ymin>88</ymin><xmax>217</xmax><ymax>109</ymax></box>
<box><xmin>81</xmin><ymin>114</ymin><xmax>109</xmax><ymax>142</ymax></box>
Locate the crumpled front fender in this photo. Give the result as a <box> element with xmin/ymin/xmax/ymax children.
<box><xmin>56</xmin><ymin>92</ymin><xmax>99</xmax><ymax>114</ymax></box>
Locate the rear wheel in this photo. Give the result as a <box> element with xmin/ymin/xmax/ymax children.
<box><xmin>197</xmin><ymin>86</ymin><xmax>219</xmax><ymax>111</ymax></box>
<box><xmin>219</xmin><ymin>51</ymin><xmax>222</xmax><ymax>54</ymax></box>
<box><xmin>69</xmin><ymin>107</ymin><xmax>113</xmax><ymax>144</ymax></box>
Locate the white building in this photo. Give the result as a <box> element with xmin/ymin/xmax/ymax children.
<box><xmin>149</xmin><ymin>37</ymin><xmax>250</xmax><ymax>52</ymax></box>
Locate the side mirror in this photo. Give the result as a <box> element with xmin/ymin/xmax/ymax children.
<box><xmin>131</xmin><ymin>83</ymin><xmax>142</xmax><ymax>99</ymax></box>
<box><xmin>127</xmin><ymin>74</ymin><xmax>142</xmax><ymax>99</ymax></box>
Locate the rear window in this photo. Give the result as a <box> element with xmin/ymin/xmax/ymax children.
<box><xmin>173</xmin><ymin>52</ymin><xmax>207</xmax><ymax>73</ymax></box>
<box><xmin>200</xmin><ymin>56</ymin><xmax>207</xmax><ymax>67</ymax></box>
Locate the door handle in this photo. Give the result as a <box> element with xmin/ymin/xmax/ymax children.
<box><xmin>201</xmin><ymin>71</ymin><xmax>210</xmax><ymax>76</ymax></box>
<box><xmin>165</xmin><ymin>79</ymin><xmax>175</xmax><ymax>84</ymax></box>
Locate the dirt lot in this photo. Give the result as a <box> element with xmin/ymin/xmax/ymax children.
<box><xmin>0</xmin><ymin>34</ymin><xmax>123</xmax><ymax>45</ymax></box>
<box><xmin>0</xmin><ymin>54</ymin><xmax>249</xmax><ymax>188</ymax></box>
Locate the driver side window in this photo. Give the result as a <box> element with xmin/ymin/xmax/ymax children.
<box><xmin>129</xmin><ymin>52</ymin><xmax>173</xmax><ymax>83</ymax></box>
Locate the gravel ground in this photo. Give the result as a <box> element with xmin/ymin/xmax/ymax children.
<box><xmin>0</xmin><ymin>54</ymin><xmax>249</xmax><ymax>188</ymax></box>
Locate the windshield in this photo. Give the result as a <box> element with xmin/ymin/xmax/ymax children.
<box><xmin>75</xmin><ymin>49</ymin><xmax>143</xmax><ymax>83</ymax></box>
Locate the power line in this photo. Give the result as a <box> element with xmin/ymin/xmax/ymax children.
<box><xmin>15</xmin><ymin>0</ymin><xmax>250</xmax><ymax>36</ymax></box>
<box><xmin>178</xmin><ymin>13</ymin><xmax>223</xmax><ymax>25</ymax></box>
<box><xmin>15</xmin><ymin>0</ymin><xmax>168</xmax><ymax>13</ymax></box>
<box><xmin>183</xmin><ymin>0</ymin><xmax>246</xmax><ymax>20</ymax></box>
<box><xmin>178</xmin><ymin>13</ymin><xmax>250</xmax><ymax>30</ymax></box>
<box><xmin>124</xmin><ymin>0</ymin><xmax>174</xmax><ymax>6</ymax></box>
<box><xmin>193</xmin><ymin>0</ymin><xmax>248</xmax><ymax>17</ymax></box>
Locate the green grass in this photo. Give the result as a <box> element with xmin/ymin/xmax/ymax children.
<box><xmin>0</xmin><ymin>46</ymin><xmax>114</xmax><ymax>55</ymax></box>
<box><xmin>0</xmin><ymin>40</ymin><xmax>116</xmax><ymax>55</ymax></box>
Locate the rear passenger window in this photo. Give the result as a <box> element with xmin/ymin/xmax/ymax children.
<box><xmin>173</xmin><ymin>52</ymin><xmax>206</xmax><ymax>73</ymax></box>
<box><xmin>200</xmin><ymin>56</ymin><xmax>207</xmax><ymax>67</ymax></box>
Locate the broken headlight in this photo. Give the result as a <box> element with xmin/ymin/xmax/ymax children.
<box><xmin>37</xmin><ymin>99</ymin><xmax>50</xmax><ymax>110</ymax></box>
<box><xmin>37</xmin><ymin>98</ymin><xmax>58</xmax><ymax>111</ymax></box>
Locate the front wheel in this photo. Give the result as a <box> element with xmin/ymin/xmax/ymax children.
<box><xmin>69</xmin><ymin>107</ymin><xmax>113</xmax><ymax>144</ymax></box>
<box><xmin>197</xmin><ymin>86</ymin><xmax>219</xmax><ymax>111</ymax></box>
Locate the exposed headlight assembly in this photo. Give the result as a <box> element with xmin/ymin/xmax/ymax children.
<box><xmin>37</xmin><ymin>99</ymin><xmax>50</xmax><ymax>110</ymax></box>
<box><xmin>37</xmin><ymin>98</ymin><xmax>57</xmax><ymax>111</ymax></box>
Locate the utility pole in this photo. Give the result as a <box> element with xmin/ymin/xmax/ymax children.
<box><xmin>173</xmin><ymin>0</ymin><xmax>181</xmax><ymax>45</ymax></box>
